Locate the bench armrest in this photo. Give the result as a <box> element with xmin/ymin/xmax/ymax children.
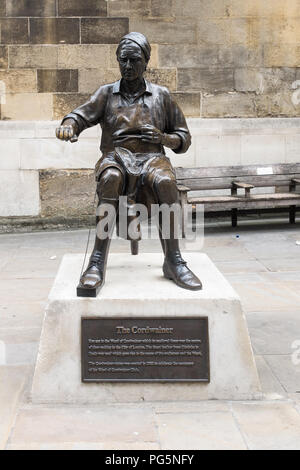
<box><xmin>177</xmin><ymin>184</ymin><xmax>190</xmax><ymax>192</ymax></box>
<box><xmin>232</xmin><ymin>181</ymin><xmax>254</xmax><ymax>197</ymax></box>
<box><xmin>291</xmin><ymin>178</ymin><xmax>300</xmax><ymax>185</ymax></box>
<box><xmin>232</xmin><ymin>182</ymin><xmax>255</xmax><ymax>189</ymax></box>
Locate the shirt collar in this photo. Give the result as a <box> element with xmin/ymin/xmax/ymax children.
<box><xmin>112</xmin><ymin>79</ymin><xmax>153</xmax><ymax>95</ymax></box>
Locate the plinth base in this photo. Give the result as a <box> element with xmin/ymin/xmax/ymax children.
<box><xmin>31</xmin><ymin>253</ymin><xmax>261</xmax><ymax>403</ymax></box>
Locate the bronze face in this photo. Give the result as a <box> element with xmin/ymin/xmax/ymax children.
<box><xmin>117</xmin><ymin>41</ymin><xmax>147</xmax><ymax>82</ymax></box>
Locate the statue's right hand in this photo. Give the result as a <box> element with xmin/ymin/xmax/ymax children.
<box><xmin>55</xmin><ymin>122</ymin><xmax>77</xmax><ymax>141</ymax></box>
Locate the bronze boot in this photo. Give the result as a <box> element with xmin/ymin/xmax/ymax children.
<box><xmin>159</xmin><ymin>209</ymin><xmax>202</xmax><ymax>291</ymax></box>
<box><xmin>163</xmin><ymin>251</ymin><xmax>202</xmax><ymax>291</ymax></box>
<box><xmin>77</xmin><ymin>249</ymin><xmax>108</xmax><ymax>297</ymax></box>
<box><xmin>77</xmin><ymin>198</ymin><xmax>117</xmax><ymax>297</ymax></box>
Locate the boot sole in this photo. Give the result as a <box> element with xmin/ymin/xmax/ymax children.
<box><xmin>77</xmin><ymin>282</ymin><xmax>103</xmax><ymax>298</ymax></box>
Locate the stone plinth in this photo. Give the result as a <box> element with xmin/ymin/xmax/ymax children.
<box><xmin>31</xmin><ymin>253</ymin><xmax>261</xmax><ymax>403</ymax></box>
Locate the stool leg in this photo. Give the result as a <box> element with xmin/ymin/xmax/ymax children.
<box><xmin>231</xmin><ymin>208</ymin><xmax>238</xmax><ymax>228</ymax></box>
<box><xmin>289</xmin><ymin>205</ymin><xmax>296</xmax><ymax>224</ymax></box>
<box><xmin>131</xmin><ymin>240</ymin><xmax>139</xmax><ymax>255</ymax></box>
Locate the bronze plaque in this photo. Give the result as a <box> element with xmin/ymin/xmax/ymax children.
<box><xmin>81</xmin><ymin>317</ymin><xmax>209</xmax><ymax>382</ymax></box>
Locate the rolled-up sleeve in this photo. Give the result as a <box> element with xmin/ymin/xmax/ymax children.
<box><xmin>164</xmin><ymin>92</ymin><xmax>191</xmax><ymax>154</ymax></box>
<box><xmin>61</xmin><ymin>85</ymin><xmax>108</xmax><ymax>135</ymax></box>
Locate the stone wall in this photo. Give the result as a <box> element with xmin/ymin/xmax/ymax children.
<box><xmin>0</xmin><ymin>0</ymin><xmax>300</xmax><ymax>119</ymax></box>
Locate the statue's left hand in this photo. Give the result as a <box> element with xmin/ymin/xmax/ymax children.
<box><xmin>140</xmin><ymin>124</ymin><xmax>164</xmax><ymax>144</ymax></box>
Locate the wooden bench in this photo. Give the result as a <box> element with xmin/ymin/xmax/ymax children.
<box><xmin>175</xmin><ymin>163</ymin><xmax>300</xmax><ymax>228</ymax></box>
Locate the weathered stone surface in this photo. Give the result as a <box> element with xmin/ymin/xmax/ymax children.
<box><xmin>40</xmin><ymin>170</ymin><xmax>96</xmax><ymax>218</ymax></box>
<box><xmin>235</xmin><ymin>68</ymin><xmax>296</xmax><ymax>94</ymax></box>
<box><xmin>1</xmin><ymin>93</ymin><xmax>53</xmax><ymax>120</ymax></box>
<box><xmin>37</xmin><ymin>69</ymin><xmax>78</xmax><ymax>93</ymax></box>
<box><xmin>178</xmin><ymin>68</ymin><xmax>234</xmax><ymax>92</ymax></box>
<box><xmin>9</xmin><ymin>45</ymin><xmax>58</xmax><ymax>69</ymax></box>
<box><xmin>81</xmin><ymin>18</ymin><xmax>129</xmax><ymax>44</ymax></box>
<box><xmin>130</xmin><ymin>17</ymin><xmax>197</xmax><ymax>44</ymax></box>
<box><xmin>198</xmin><ymin>18</ymin><xmax>229</xmax><ymax>45</ymax></box>
<box><xmin>30</xmin><ymin>18</ymin><xmax>80</xmax><ymax>45</ymax></box>
<box><xmin>229</xmin><ymin>17</ymin><xmax>255</xmax><ymax>46</ymax></box>
<box><xmin>0</xmin><ymin>46</ymin><xmax>8</xmax><ymax>68</ymax></box>
<box><xmin>251</xmin><ymin>17</ymin><xmax>300</xmax><ymax>46</ymax></box>
<box><xmin>264</xmin><ymin>44</ymin><xmax>300</xmax><ymax>67</ymax></box>
<box><xmin>151</xmin><ymin>0</ymin><xmax>173</xmax><ymax>17</ymax></box>
<box><xmin>0</xmin><ymin>0</ymin><xmax>5</xmax><ymax>16</ymax></box>
<box><xmin>202</xmin><ymin>92</ymin><xmax>255</xmax><ymax>118</ymax></box>
<box><xmin>145</xmin><ymin>68</ymin><xmax>177</xmax><ymax>91</ymax></box>
<box><xmin>0</xmin><ymin>170</ymin><xmax>39</xmax><ymax>216</ymax></box>
<box><xmin>79</xmin><ymin>68</ymin><xmax>120</xmax><ymax>93</ymax></box>
<box><xmin>159</xmin><ymin>44</ymin><xmax>219</xmax><ymax>68</ymax></box>
<box><xmin>0</xmin><ymin>139</ymin><xmax>20</xmax><ymax>169</ymax></box>
<box><xmin>255</xmin><ymin>92</ymin><xmax>300</xmax><ymax>118</ymax></box>
<box><xmin>219</xmin><ymin>45</ymin><xmax>264</xmax><ymax>68</ymax></box>
<box><xmin>171</xmin><ymin>92</ymin><xmax>201</xmax><ymax>117</ymax></box>
<box><xmin>240</xmin><ymin>134</ymin><xmax>285</xmax><ymax>165</ymax></box>
<box><xmin>6</xmin><ymin>0</ymin><xmax>56</xmax><ymax>17</ymax></box>
<box><xmin>0</xmin><ymin>366</ymin><xmax>27</xmax><ymax>450</ymax></box>
<box><xmin>108</xmin><ymin>0</ymin><xmax>151</xmax><ymax>18</ymax></box>
<box><xmin>156</xmin><ymin>408</ymin><xmax>246</xmax><ymax>450</ymax></box>
<box><xmin>21</xmin><ymin>138</ymin><xmax>100</xmax><ymax>170</ymax></box>
<box><xmin>0</xmin><ymin>70</ymin><xmax>37</xmax><ymax>93</ymax></box>
<box><xmin>234</xmin><ymin>69</ymin><xmax>263</xmax><ymax>94</ymax></box>
<box><xmin>53</xmin><ymin>93</ymin><xmax>90</xmax><ymax>120</ymax></box>
<box><xmin>0</xmin><ymin>18</ymin><xmax>29</xmax><ymax>44</ymax></box>
<box><xmin>58</xmin><ymin>44</ymin><xmax>109</xmax><ymax>69</ymax></box>
<box><xmin>58</xmin><ymin>0</ymin><xmax>107</xmax><ymax>17</ymax></box>
<box><xmin>232</xmin><ymin>402</ymin><xmax>300</xmax><ymax>450</ymax></box>
<box><xmin>174</xmin><ymin>0</ymin><xmax>226</xmax><ymax>17</ymax></box>
<box><xmin>228</xmin><ymin>0</ymin><xmax>297</xmax><ymax>17</ymax></box>
<box><xmin>9</xmin><ymin>405</ymin><xmax>157</xmax><ymax>448</ymax></box>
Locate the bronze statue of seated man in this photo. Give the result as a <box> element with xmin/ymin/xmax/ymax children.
<box><xmin>56</xmin><ymin>32</ymin><xmax>202</xmax><ymax>295</ymax></box>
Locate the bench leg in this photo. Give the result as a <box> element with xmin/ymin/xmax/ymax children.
<box><xmin>131</xmin><ymin>240</ymin><xmax>139</xmax><ymax>255</ymax></box>
<box><xmin>231</xmin><ymin>208</ymin><xmax>238</xmax><ymax>228</ymax></box>
<box><xmin>289</xmin><ymin>205</ymin><xmax>296</xmax><ymax>224</ymax></box>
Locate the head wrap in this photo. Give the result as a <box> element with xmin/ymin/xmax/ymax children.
<box><xmin>117</xmin><ymin>32</ymin><xmax>151</xmax><ymax>62</ymax></box>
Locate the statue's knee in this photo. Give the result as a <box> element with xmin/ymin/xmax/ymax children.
<box><xmin>97</xmin><ymin>168</ymin><xmax>123</xmax><ymax>199</ymax></box>
<box><xmin>154</xmin><ymin>175</ymin><xmax>178</xmax><ymax>204</ymax></box>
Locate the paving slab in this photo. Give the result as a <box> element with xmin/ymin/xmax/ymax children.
<box><xmin>232</xmin><ymin>401</ymin><xmax>300</xmax><ymax>450</ymax></box>
<box><xmin>255</xmin><ymin>355</ymin><xmax>286</xmax><ymax>396</ymax></box>
<box><xmin>264</xmin><ymin>355</ymin><xmax>300</xmax><ymax>393</ymax></box>
<box><xmin>8</xmin><ymin>405</ymin><xmax>158</xmax><ymax>448</ymax></box>
<box><xmin>247</xmin><ymin>311</ymin><xmax>300</xmax><ymax>355</ymax></box>
<box><xmin>0</xmin><ymin>366</ymin><xmax>28</xmax><ymax>450</ymax></box>
<box><xmin>230</xmin><ymin>281</ymin><xmax>300</xmax><ymax>312</ymax></box>
<box><xmin>0</xmin><ymin>278</ymin><xmax>52</xmax><ymax>303</ymax></box>
<box><xmin>0</xmin><ymin>255</ymin><xmax>61</xmax><ymax>280</ymax></box>
<box><xmin>155</xmin><ymin>408</ymin><xmax>247</xmax><ymax>450</ymax></box>
<box><xmin>0</xmin><ymin>327</ymin><xmax>40</xmax><ymax>365</ymax></box>
<box><xmin>214</xmin><ymin>260</ymin><xmax>268</xmax><ymax>274</ymax></box>
<box><xmin>259</xmin><ymin>257</ymin><xmax>300</xmax><ymax>272</ymax></box>
<box><xmin>0</xmin><ymin>302</ymin><xmax>45</xmax><ymax>329</ymax></box>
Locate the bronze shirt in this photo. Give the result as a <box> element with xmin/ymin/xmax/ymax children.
<box><xmin>62</xmin><ymin>79</ymin><xmax>191</xmax><ymax>156</ymax></box>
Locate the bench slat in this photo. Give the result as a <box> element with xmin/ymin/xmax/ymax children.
<box><xmin>175</xmin><ymin>163</ymin><xmax>300</xmax><ymax>179</ymax></box>
<box><xmin>177</xmin><ymin>174</ymin><xmax>300</xmax><ymax>190</ymax></box>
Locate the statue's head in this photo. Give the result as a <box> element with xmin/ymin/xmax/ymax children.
<box><xmin>116</xmin><ymin>32</ymin><xmax>151</xmax><ymax>82</ymax></box>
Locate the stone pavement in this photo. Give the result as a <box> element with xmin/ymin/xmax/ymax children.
<box><xmin>1</xmin><ymin>219</ymin><xmax>300</xmax><ymax>450</ymax></box>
